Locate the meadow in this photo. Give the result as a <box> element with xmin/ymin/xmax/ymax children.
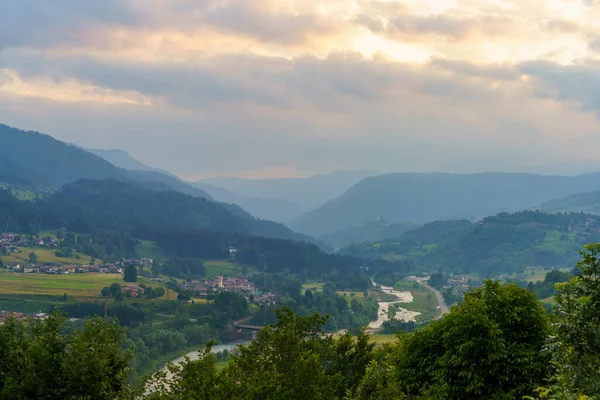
<box><xmin>336</xmin><ymin>290</ymin><xmax>367</xmax><ymax>304</ymax></box>
<box><xmin>302</xmin><ymin>281</ymin><xmax>325</xmax><ymax>291</ymax></box>
<box><xmin>0</xmin><ymin>270</ymin><xmax>170</xmax><ymax>301</ymax></box>
<box><xmin>204</xmin><ymin>260</ymin><xmax>256</xmax><ymax>278</ymax></box>
<box><xmin>1</xmin><ymin>247</ymin><xmax>98</xmax><ymax>265</ymax></box>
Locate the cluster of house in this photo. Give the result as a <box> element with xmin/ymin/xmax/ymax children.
<box><xmin>1</xmin><ymin>233</ymin><xmax>59</xmax><ymax>255</ymax></box>
<box><xmin>4</xmin><ymin>262</ymin><xmax>124</xmax><ymax>275</ymax></box>
<box><xmin>2</xmin><ymin>256</ymin><xmax>156</xmax><ymax>275</ymax></box>
<box><xmin>180</xmin><ymin>275</ymin><xmax>278</xmax><ymax>306</ymax></box>
<box><xmin>0</xmin><ymin>310</ymin><xmax>48</xmax><ymax>324</ymax></box>
<box><xmin>445</xmin><ymin>275</ymin><xmax>471</xmax><ymax>295</ymax></box>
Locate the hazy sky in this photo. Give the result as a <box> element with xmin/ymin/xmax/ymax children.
<box><xmin>2</xmin><ymin>0</ymin><xmax>600</xmax><ymax>179</ymax></box>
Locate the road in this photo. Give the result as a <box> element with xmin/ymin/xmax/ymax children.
<box><xmin>416</xmin><ymin>278</ymin><xmax>450</xmax><ymax>319</ymax></box>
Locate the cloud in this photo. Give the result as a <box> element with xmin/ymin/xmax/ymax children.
<box><xmin>520</xmin><ymin>60</ymin><xmax>600</xmax><ymax>114</ymax></box>
<box><xmin>2</xmin><ymin>0</ymin><xmax>600</xmax><ymax>178</ymax></box>
<box><xmin>0</xmin><ymin>0</ymin><xmax>139</xmax><ymax>49</ymax></box>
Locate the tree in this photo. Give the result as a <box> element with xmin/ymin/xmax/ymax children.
<box><xmin>90</xmin><ymin>256</ymin><xmax>95</xmax><ymax>266</ymax></box>
<box><xmin>549</xmin><ymin>243</ymin><xmax>600</xmax><ymax>398</ymax></box>
<box><xmin>0</xmin><ymin>311</ymin><xmax>133</xmax><ymax>399</ymax></box>
<box><xmin>0</xmin><ymin>259</ymin><xmax>4</xmax><ymax>268</ymax></box>
<box><xmin>109</xmin><ymin>283</ymin><xmax>122</xmax><ymax>296</ymax></box>
<box><xmin>149</xmin><ymin>308</ymin><xmax>375</xmax><ymax>400</ymax></box>
<box><xmin>123</xmin><ymin>264</ymin><xmax>137</xmax><ymax>283</ymax></box>
<box><xmin>394</xmin><ymin>280</ymin><xmax>550</xmax><ymax>400</ymax></box>
<box><xmin>28</xmin><ymin>252</ymin><xmax>37</xmax><ymax>264</ymax></box>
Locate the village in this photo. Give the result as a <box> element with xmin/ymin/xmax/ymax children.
<box><xmin>0</xmin><ymin>232</ymin><xmax>59</xmax><ymax>255</ymax></box>
<box><xmin>179</xmin><ymin>275</ymin><xmax>278</xmax><ymax>306</ymax></box>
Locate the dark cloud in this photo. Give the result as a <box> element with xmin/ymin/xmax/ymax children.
<box><xmin>1</xmin><ymin>49</ymin><xmax>514</xmax><ymax>114</ymax></box>
<box><xmin>0</xmin><ymin>0</ymin><xmax>139</xmax><ymax>49</ymax></box>
<box><xmin>520</xmin><ymin>61</ymin><xmax>600</xmax><ymax>114</ymax></box>
<box><xmin>0</xmin><ymin>0</ymin><xmax>339</xmax><ymax>50</ymax></box>
<box><xmin>589</xmin><ymin>37</ymin><xmax>600</xmax><ymax>53</ymax></box>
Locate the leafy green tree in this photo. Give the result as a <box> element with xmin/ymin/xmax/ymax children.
<box><xmin>0</xmin><ymin>259</ymin><xmax>4</xmax><ymax>268</ymax></box>
<box><xmin>146</xmin><ymin>340</ymin><xmax>230</xmax><ymax>400</ymax></box>
<box><xmin>150</xmin><ymin>307</ymin><xmax>375</xmax><ymax>400</ymax></box>
<box><xmin>0</xmin><ymin>311</ymin><xmax>132</xmax><ymax>399</ymax></box>
<box><xmin>549</xmin><ymin>243</ymin><xmax>600</xmax><ymax>398</ymax></box>
<box><xmin>110</xmin><ymin>282</ymin><xmax>122</xmax><ymax>295</ymax></box>
<box><xmin>394</xmin><ymin>280</ymin><xmax>550</xmax><ymax>400</ymax></box>
<box><xmin>28</xmin><ymin>251</ymin><xmax>37</xmax><ymax>264</ymax></box>
<box><xmin>124</xmin><ymin>264</ymin><xmax>137</xmax><ymax>282</ymax></box>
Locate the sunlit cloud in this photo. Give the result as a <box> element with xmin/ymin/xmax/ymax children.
<box><xmin>2</xmin><ymin>0</ymin><xmax>600</xmax><ymax>177</ymax></box>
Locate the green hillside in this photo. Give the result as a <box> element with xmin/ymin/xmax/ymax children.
<box><xmin>544</xmin><ymin>189</ymin><xmax>600</xmax><ymax>214</ymax></box>
<box><xmin>341</xmin><ymin>211</ymin><xmax>600</xmax><ymax>276</ymax></box>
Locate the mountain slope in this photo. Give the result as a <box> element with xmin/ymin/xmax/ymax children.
<box><xmin>0</xmin><ymin>155</ymin><xmax>48</xmax><ymax>187</ymax></box>
<box><xmin>0</xmin><ymin>124</ymin><xmax>125</xmax><ymax>187</ymax></box>
<box><xmin>89</xmin><ymin>148</ymin><xmax>176</xmax><ymax>177</ymax></box>
<box><xmin>319</xmin><ymin>219</ymin><xmax>419</xmax><ymax>249</ymax></box>
<box><xmin>340</xmin><ymin>211</ymin><xmax>600</xmax><ymax>276</ymax></box>
<box><xmin>543</xmin><ymin>190</ymin><xmax>600</xmax><ymax>214</ymax></box>
<box><xmin>122</xmin><ymin>170</ymin><xmax>213</xmax><ymax>200</ymax></box>
<box><xmin>42</xmin><ymin>179</ymin><xmax>319</xmax><ymax>245</ymax></box>
<box><xmin>199</xmin><ymin>169</ymin><xmax>380</xmax><ymax>211</ymax></box>
<box><xmin>193</xmin><ymin>182</ymin><xmax>304</xmax><ymax>222</ymax></box>
<box><xmin>289</xmin><ymin>172</ymin><xmax>600</xmax><ymax>237</ymax></box>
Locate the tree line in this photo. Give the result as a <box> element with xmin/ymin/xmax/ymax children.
<box><xmin>3</xmin><ymin>244</ymin><xmax>600</xmax><ymax>399</ymax></box>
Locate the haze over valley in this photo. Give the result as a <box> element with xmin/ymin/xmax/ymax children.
<box><xmin>3</xmin><ymin>0</ymin><xmax>600</xmax><ymax>398</ymax></box>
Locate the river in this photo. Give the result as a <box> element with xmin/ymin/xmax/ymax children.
<box><xmin>367</xmin><ymin>282</ymin><xmax>421</xmax><ymax>330</ymax></box>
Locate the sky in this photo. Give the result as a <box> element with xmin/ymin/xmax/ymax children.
<box><xmin>2</xmin><ymin>0</ymin><xmax>600</xmax><ymax>180</ymax></box>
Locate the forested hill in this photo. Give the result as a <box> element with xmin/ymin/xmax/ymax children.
<box><xmin>289</xmin><ymin>172</ymin><xmax>600</xmax><ymax>237</ymax></box>
<box><xmin>543</xmin><ymin>189</ymin><xmax>600</xmax><ymax>215</ymax></box>
<box><xmin>0</xmin><ymin>124</ymin><xmax>213</xmax><ymax>201</ymax></box>
<box><xmin>41</xmin><ymin>179</ymin><xmax>320</xmax><ymax>245</ymax></box>
<box><xmin>0</xmin><ymin>124</ymin><xmax>125</xmax><ymax>187</ymax></box>
<box><xmin>341</xmin><ymin>211</ymin><xmax>600</xmax><ymax>276</ymax></box>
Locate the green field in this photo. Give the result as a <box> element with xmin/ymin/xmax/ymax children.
<box><xmin>302</xmin><ymin>281</ymin><xmax>325</xmax><ymax>291</ymax></box>
<box><xmin>204</xmin><ymin>260</ymin><xmax>255</xmax><ymax>278</ymax></box>
<box><xmin>370</xmin><ymin>334</ymin><xmax>398</xmax><ymax>346</ymax></box>
<box><xmin>504</xmin><ymin>267</ymin><xmax>571</xmax><ymax>283</ymax></box>
<box><xmin>336</xmin><ymin>290</ymin><xmax>367</xmax><ymax>304</ymax></box>
<box><xmin>393</xmin><ymin>279</ymin><xmax>421</xmax><ymax>291</ymax></box>
<box><xmin>1</xmin><ymin>247</ymin><xmax>99</xmax><ymax>265</ymax></box>
<box><xmin>0</xmin><ymin>270</ymin><xmax>169</xmax><ymax>300</ymax></box>
<box><xmin>135</xmin><ymin>240</ymin><xmax>165</xmax><ymax>259</ymax></box>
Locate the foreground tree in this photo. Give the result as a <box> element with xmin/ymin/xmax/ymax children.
<box><xmin>392</xmin><ymin>280</ymin><xmax>550</xmax><ymax>400</ymax></box>
<box><xmin>548</xmin><ymin>243</ymin><xmax>600</xmax><ymax>398</ymax></box>
<box><xmin>0</xmin><ymin>312</ymin><xmax>133</xmax><ymax>399</ymax></box>
<box><xmin>148</xmin><ymin>307</ymin><xmax>375</xmax><ymax>400</ymax></box>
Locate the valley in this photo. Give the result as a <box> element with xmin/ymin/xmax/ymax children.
<box><xmin>1</xmin><ymin>123</ymin><xmax>599</xmax><ymax>398</ymax></box>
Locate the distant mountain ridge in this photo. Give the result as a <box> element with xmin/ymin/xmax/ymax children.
<box><xmin>193</xmin><ymin>182</ymin><xmax>305</xmax><ymax>223</ymax></box>
<box><xmin>289</xmin><ymin>172</ymin><xmax>600</xmax><ymax>237</ymax></box>
<box><xmin>88</xmin><ymin>149</ymin><xmax>176</xmax><ymax>177</ymax></box>
<box><xmin>199</xmin><ymin>169</ymin><xmax>380</xmax><ymax>211</ymax></box>
<box><xmin>544</xmin><ymin>190</ymin><xmax>600</xmax><ymax>215</ymax></box>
